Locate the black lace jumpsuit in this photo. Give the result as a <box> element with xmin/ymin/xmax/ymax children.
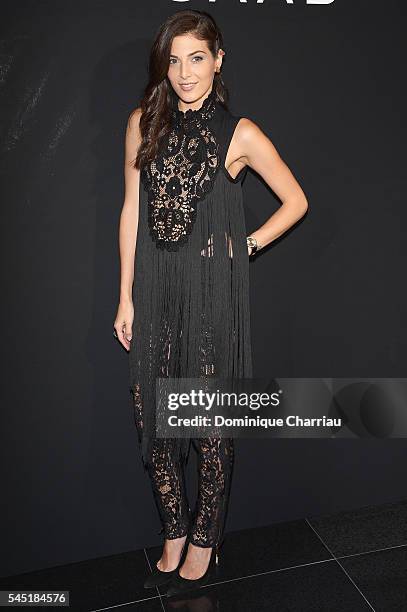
<box><xmin>128</xmin><ymin>88</ymin><xmax>253</xmax><ymax>548</ymax></box>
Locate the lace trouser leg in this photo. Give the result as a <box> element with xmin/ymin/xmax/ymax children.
<box><xmin>145</xmin><ymin>438</ymin><xmax>190</xmax><ymax>540</ymax></box>
<box><xmin>189</xmin><ymin>437</ymin><xmax>234</xmax><ymax>548</ymax></box>
<box><xmin>145</xmin><ymin>437</ymin><xmax>234</xmax><ymax>546</ymax></box>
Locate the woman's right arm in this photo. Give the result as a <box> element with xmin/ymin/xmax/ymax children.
<box><xmin>114</xmin><ymin>108</ymin><xmax>142</xmax><ymax>351</ymax></box>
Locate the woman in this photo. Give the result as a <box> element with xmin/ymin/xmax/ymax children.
<box><xmin>114</xmin><ymin>9</ymin><xmax>308</xmax><ymax>597</ymax></box>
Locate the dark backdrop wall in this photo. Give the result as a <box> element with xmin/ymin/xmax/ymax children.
<box><xmin>1</xmin><ymin>0</ymin><xmax>406</xmax><ymax>578</ymax></box>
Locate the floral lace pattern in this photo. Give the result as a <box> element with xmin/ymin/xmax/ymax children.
<box><xmin>144</xmin><ymin>436</ymin><xmax>234</xmax><ymax>546</ymax></box>
<box><xmin>140</xmin><ymin>89</ymin><xmax>220</xmax><ymax>251</ymax></box>
<box><xmin>189</xmin><ymin>437</ymin><xmax>234</xmax><ymax>547</ymax></box>
<box><xmin>147</xmin><ymin>438</ymin><xmax>191</xmax><ymax>540</ymax></box>
<box><xmin>131</xmin><ymin>309</ymin><xmax>234</xmax><ymax>546</ymax></box>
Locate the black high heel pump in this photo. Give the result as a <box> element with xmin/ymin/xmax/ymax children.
<box><xmin>144</xmin><ymin>536</ymin><xmax>188</xmax><ymax>589</ymax></box>
<box><xmin>165</xmin><ymin>539</ymin><xmax>224</xmax><ymax>597</ymax></box>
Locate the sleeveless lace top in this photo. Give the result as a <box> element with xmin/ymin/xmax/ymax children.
<box><xmin>129</xmin><ymin>89</ymin><xmax>253</xmax><ymax>467</ymax></box>
<box><xmin>140</xmin><ymin>88</ymin><xmax>222</xmax><ymax>251</ymax></box>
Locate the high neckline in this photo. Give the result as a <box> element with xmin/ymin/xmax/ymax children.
<box><xmin>171</xmin><ymin>88</ymin><xmax>218</xmax><ymax>128</ymax></box>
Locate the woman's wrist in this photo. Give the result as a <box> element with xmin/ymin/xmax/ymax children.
<box><xmin>246</xmin><ymin>235</ymin><xmax>262</xmax><ymax>256</ymax></box>
<box><xmin>120</xmin><ymin>291</ymin><xmax>133</xmax><ymax>304</ymax></box>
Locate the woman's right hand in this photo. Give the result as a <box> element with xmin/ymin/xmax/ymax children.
<box><xmin>114</xmin><ymin>300</ymin><xmax>134</xmax><ymax>352</ymax></box>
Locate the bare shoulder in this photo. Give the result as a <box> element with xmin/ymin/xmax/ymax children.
<box><xmin>126</xmin><ymin>106</ymin><xmax>142</xmax><ymax>155</ymax></box>
<box><xmin>233</xmin><ymin>116</ymin><xmax>280</xmax><ymax>165</ymax></box>
<box><xmin>125</xmin><ymin>107</ymin><xmax>143</xmax><ymax>165</ymax></box>
<box><xmin>127</xmin><ymin>106</ymin><xmax>142</xmax><ymax>132</ymax></box>
<box><xmin>235</xmin><ymin>117</ymin><xmax>267</xmax><ymax>145</ymax></box>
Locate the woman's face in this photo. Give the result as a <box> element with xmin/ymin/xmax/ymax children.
<box><xmin>167</xmin><ymin>34</ymin><xmax>223</xmax><ymax>108</ymax></box>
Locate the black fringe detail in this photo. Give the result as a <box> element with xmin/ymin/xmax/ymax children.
<box><xmin>129</xmin><ymin>108</ymin><xmax>252</xmax><ymax>469</ymax></box>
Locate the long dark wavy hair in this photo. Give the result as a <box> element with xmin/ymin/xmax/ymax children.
<box><xmin>132</xmin><ymin>9</ymin><xmax>229</xmax><ymax>172</ymax></box>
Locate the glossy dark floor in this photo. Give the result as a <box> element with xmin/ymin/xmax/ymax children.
<box><xmin>1</xmin><ymin>499</ymin><xmax>407</xmax><ymax>611</ymax></box>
